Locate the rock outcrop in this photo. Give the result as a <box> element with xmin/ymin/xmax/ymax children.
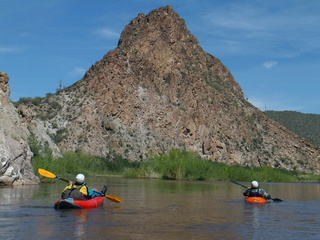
<box><xmin>0</xmin><ymin>72</ymin><xmax>39</xmax><ymax>185</ymax></box>
<box><xmin>16</xmin><ymin>6</ymin><xmax>320</xmax><ymax>173</ymax></box>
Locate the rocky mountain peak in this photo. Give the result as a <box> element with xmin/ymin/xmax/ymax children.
<box><xmin>118</xmin><ymin>5</ymin><xmax>197</xmax><ymax>50</ymax></box>
<box><xmin>85</xmin><ymin>5</ymin><xmax>242</xmax><ymax>98</ymax></box>
<box><xmin>15</xmin><ymin>6</ymin><xmax>320</xmax><ymax>174</ymax></box>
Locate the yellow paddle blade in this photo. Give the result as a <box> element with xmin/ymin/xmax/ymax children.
<box><xmin>106</xmin><ymin>195</ymin><xmax>122</xmax><ymax>203</ymax></box>
<box><xmin>38</xmin><ymin>168</ymin><xmax>57</xmax><ymax>178</ymax></box>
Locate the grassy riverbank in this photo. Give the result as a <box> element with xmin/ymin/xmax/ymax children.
<box><xmin>32</xmin><ymin>151</ymin><xmax>137</xmax><ymax>182</ymax></box>
<box><xmin>32</xmin><ymin>148</ymin><xmax>319</xmax><ymax>183</ymax></box>
<box><xmin>123</xmin><ymin>148</ymin><xmax>319</xmax><ymax>182</ymax></box>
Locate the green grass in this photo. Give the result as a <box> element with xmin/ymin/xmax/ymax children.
<box><xmin>124</xmin><ymin>148</ymin><xmax>320</xmax><ymax>182</ymax></box>
<box><xmin>32</xmin><ymin>151</ymin><xmax>139</xmax><ymax>182</ymax></box>
<box><xmin>32</xmin><ymin>148</ymin><xmax>320</xmax><ymax>183</ymax></box>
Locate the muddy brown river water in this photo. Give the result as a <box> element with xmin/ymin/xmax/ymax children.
<box><xmin>1</xmin><ymin>177</ymin><xmax>319</xmax><ymax>239</ymax></box>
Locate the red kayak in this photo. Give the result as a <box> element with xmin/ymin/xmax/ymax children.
<box><xmin>54</xmin><ymin>196</ymin><xmax>104</xmax><ymax>209</ymax></box>
<box><xmin>245</xmin><ymin>196</ymin><xmax>267</xmax><ymax>204</ymax></box>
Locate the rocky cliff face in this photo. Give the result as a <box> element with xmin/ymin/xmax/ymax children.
<box><xmin>17</xmin><ymin>6</ymin><xmax>320</xmax><ymax>173</ymax></box>
<box><xmin>0</xmin><ymin>72</ymin><xmax>39</xmax><ymax>185</ymax></box>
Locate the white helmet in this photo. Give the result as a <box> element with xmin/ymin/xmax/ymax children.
<box><xmin>76</xmin><ymin>174</ymin><xmax>85</xmax><ymax>184</ymax></box>
<box><xmin>251</xmin><ymin>181</ymin><xmax>259</xmax><ymax>188</ymax></box>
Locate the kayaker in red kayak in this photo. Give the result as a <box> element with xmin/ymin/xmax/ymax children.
<box><xmin>243</xmin><ymin>181</ymin><xmax>271</xmax><ymax>200</ymax></box>
<box><xmin>61</xmin><ymin>173</ymin><xmax>107</xmax><ymax>200</ymax></box>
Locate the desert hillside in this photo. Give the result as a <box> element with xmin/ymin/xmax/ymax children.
<box><xmin>13</xmin><ymin>6</ymin><xmax>320</xmax><ymax>174</ymax></box>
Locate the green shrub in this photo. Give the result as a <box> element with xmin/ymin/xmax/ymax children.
<box><xmin>32</xmin><ymin>148</ymin><xmax>320</xmax><ymax>183</ymax></box>
<box><xmin>124</xmin><ymin>148</ymin><xmax>320</xmax><ymax>182</ymax></box>
<box><xmin>32</xmin><ymin>150</ymin><xmax>139</xmax><ymax>182</ymax></box>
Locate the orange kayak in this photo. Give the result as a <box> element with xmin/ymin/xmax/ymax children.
<box><xmin>245</xmin><ymin>196</ymin><xmax>267</xmax><ymax>204</ymax></box>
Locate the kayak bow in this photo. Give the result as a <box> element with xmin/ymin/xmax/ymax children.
<box><xmin>245</xmin><ymin>196</ymin><xmax>267</xmax><ymax>204</ymax></box>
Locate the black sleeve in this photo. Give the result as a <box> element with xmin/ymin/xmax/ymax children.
<box><xmin>243</xmin><ymin>189</ymin><xmax>249</xmax><ymax>196</ymax></box>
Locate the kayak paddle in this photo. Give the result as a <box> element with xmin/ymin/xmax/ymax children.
<box><xmin>38</xmin><ymin>168</ymin><xmax>69</xmax><ymax>182</ymax></box>
<box><xmin>230</xmin><ymin>180</ymin><xmax>283</xmax><ymax>202</ymax></box>
<box><xmin>230</xmin><ymin>180</ymin><xmax>248</xmax><ymax>189</ymax></box>
<box><xmin>105</xmin><ymin>195</ymin><xmax>122</xmax><ymax>203</ymax></box>
<box><xmin>38</xmin><ymin>168</ymin><xmax>122</xmax><ymax>203</ymax></box>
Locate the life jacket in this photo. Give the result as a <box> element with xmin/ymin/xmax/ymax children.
<box><xmin>243</xmin><ymin>188</ymin><xmax>265</xmax><ymax>198</ymax></box>
<box><xmin>248</xmin><ymin>188</ymin><xmax>266</xmax><ymax>197</ymax></box>
<box><xmin>61</xmin><ymin>183</ymin><xmax>89</xmax><ymax>200</ymax></box>
<box><xmin>249</xmin><ymin>188</ymin><xmax>262</xmax><ymax>197</ymax></box>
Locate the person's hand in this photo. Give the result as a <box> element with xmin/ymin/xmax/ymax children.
<box><xmin>68</xmin><ymin>181</ymin><xmax>73</xmax><ymax>185</ymax></box>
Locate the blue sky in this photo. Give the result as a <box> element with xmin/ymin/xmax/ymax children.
<box><xmin>1</xmin><ymin>0</ymin><xmax>319</xmax><ymax>114</ymax></box>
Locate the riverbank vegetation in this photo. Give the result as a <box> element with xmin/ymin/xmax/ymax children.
<box><xmin>32</xmin><ymin>151</ymin><xmax>137</xmax><ymax>182</ymax></box>
<box><xmin>123</xmin><ymin>148</ymin><xmax>319</xmax><ymax>182</ymax></box>
<box><xmin>32</xmin><ymin>148</ymin><xmax>319</xmax><ymax>183</ymax></box>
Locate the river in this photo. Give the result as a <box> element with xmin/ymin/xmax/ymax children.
<box><xmin>1</xmin><ymin>177</ymin><xmax>319</xmax><ymax>239</ymax></box>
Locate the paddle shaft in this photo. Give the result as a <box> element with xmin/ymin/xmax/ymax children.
<box><xmin>56</xmin><ymin>176</ymin><xmax>69</xmax><ymax>183</ymax></box>
<box><xmin>230</xmin><ymin>180</ymin><xmax>248</xmax><ymax>188</ymax></box>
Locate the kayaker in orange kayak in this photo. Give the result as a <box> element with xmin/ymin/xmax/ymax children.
<box><xmin>243</xmin><ymin>181</ymin><xmax>271</xmax><ymax>200</ymax></box>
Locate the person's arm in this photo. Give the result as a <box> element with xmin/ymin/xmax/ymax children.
<box><xmin>79</xmin><ymin>185</ymin><xmax>89</xmax><ymax>198</ymax></box>
<box><xmin>243</xmin><ymin>188</ymin><xmax>250</xmax><ymax>196</ymax></box>
<box><xmin>259</xmin><ymin>189</ymin><xmax>271</xmax><ymax>199</ymax></box>
<box><xmin>264</xmin><ymin>191</ymin><xmax>271</xmax><ymax>199</ymax></box>
<box><xmin>62</xmin><ymin>181</ymin><xmax>73</xmax><ymax>192</ymax></box>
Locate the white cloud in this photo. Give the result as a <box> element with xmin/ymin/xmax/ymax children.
<box><xmin>93</xmin><ymin>28</ymin><xmax>119</xmax><ymax>39</ymax></box>
<box><xmin>200</xmin><ymin>1</ymin><xmax>320</xmax><ymax>57</ymax></box>
<box><xmin>262</xmin><ymin>61</ymin><xmax>278</xmax><ymax>69</ymax></box>
<box><xmin>0</xmin><ymin>46</ymin><xmax>21</xmax><ymax>53</ymax></box>
<box><xmin>247</xmin><ymin>96</ymin><xmax>303</xmax><ymax>112</ymax></box>
<box><xmin>18</xmin><ymin>33</ymin><xmax>30</xmax><ymax>38</ymax></box>
<box><xmin>70</xmin><ymin>67</ymin><xmax>86</xmax><ymax>77</ymax></box>
<box><xmin>247</xmin><ymin>97</ymin><xmax>266</xmax><ymax>111</ymax></box>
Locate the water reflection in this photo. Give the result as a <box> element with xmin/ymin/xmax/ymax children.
<box><xmin>0</xmin><ymin>184</ymin><xmax>41</xmax><ymax>204</ymax></box>
<box><xmin>57</xmin><ymin>209</ymin><xmax>90</xmax><ymax>238</ymax></box>
<box><xmin>0</xmin><ymin>179</ymin><xmax>320</xmax><ymax>239</ymax></box>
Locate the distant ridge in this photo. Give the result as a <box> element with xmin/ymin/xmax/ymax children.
<box><xmin>264</xmin><ymin>111</ymin><xmax>320</xmax><ymax>146</ymax></box>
